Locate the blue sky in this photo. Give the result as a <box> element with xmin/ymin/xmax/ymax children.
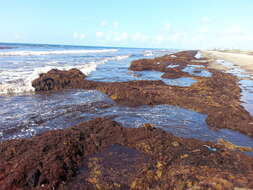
<box><xmin>1</xmin><ymin>0</ymin><xmax>253</xmax><ymax>49</ymax></box>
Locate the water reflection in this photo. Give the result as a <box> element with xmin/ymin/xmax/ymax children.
<box><xmin>215</xmin><ymin>59</ymin><xmax>253</xmax><ymax>116</ymax></box>
<box><xmin>1</xmin><ymin>89</ymin><xmax>253</xmax><ymax>154</ymax></box>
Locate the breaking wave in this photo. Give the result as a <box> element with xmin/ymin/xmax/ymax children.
<box><xmin>0</xmin><ymin>54</ymin><xmax>130</xmax><ymax>95</ymax></box>
<box><xmin>0</xmin><ymin>49</ymin><xmax>118</xmax><ymax>56</ymax></box>
<box><xmin>144</xmin><ymin>50</ymin><xmax>154</xmax><ymax>57</ymax></box>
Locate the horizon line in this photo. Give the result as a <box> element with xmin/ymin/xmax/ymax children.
<box><xmin>0</xmin><ymin>41</ymin><xmax>181</xmax><ymax>51</ymax></box>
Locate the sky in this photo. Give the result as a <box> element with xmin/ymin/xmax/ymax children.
<box><xmin>0</xmin><ymin>0</ymin><xmax>253</xmax><ymax>49</ymax></box>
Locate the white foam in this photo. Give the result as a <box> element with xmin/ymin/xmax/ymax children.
<box><xmin>112</xmin><ymin>55</ymin><xmax>130</xmax><ymax>61</ymax></box>
<box><xmin>195</xmin><ymin>51</ymin><xmax>203</xmax><ymax>59</ymax></box>
<box><xmin>167</xmin><ymin>64</ymin><xmax>179</xmax><ymax>68</ymax></box>
<box><xmin>0</xmin><ymin>66</ymin><xmax>55</xmax><ymax>95</ymax></box>
<box><xmin>79</xmin><ymin>62</ymin><xmax>100</xmax><ymax>75</ymax></box>
<box><xmin>80</xmin><ymin>55</ymin><xmax>131</xmax><ymax>75</ymax></box>
<box><xmin>144</xmin><ymin>50</ymin><xmax>154</xmax><ymax>57</ymax></box>
<box><xmin>0</xmin><ymin>49</ymin><xmax>118</xmax><ymax>56</ymax></box>
<box><xmin>0</xmin><ymin>54</ymin><xmax>130</xmax><ymax>95</ymax></box>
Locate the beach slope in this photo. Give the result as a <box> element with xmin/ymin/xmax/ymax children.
<box><xmin>202</xmin><ymin>50</ymin><xmax>253</xmax><ymax>74</ymax></box>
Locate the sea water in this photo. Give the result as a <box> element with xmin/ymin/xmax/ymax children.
<box><xmin>0</xmin><ymin>43</ymin><xmax>253</xmax><ymax>155</ymax></box>
<box><xmin>0</xmin><ymin>43</ymin><xmax>171</xmax><ymax>94</ymax></box>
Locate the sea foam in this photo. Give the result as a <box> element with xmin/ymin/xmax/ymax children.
<box><xmin>0</xmin><ymin>49</ymin><xmax>118</xmax><ymax>56</ymax></box>
<box><xmin>194</xmin><ymin>51</ymin><xmax>203</xmax><ymax>59</ymax></box>
<box><xmin>0</xmin><ymin>54</ymin><xmax>130</xmax><ymax>95</ymax></box>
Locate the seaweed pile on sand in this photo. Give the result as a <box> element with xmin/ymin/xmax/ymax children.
<box><xmin>1</xmin><ymin>50</ymin><xmax>253</xmax><ymax>189</ymax></box>
<box><xmin>32</xmin><ymin>51</ymin><xmax>253</xmax><ymax>137</ymax></box>
<box><xmin>0</xmin><ymin>119</ymin><xmax>253</xmax><ymax>189</ymax></box>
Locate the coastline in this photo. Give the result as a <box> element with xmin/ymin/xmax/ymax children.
<box><xmin>202</xmin><ymin>50</ymin><xmax>253</xmax><ymax>75</ymax></box>
<box><xmin>1</xmin><ymin>50</ymin><xmax>253</xmax><ymax>189</ymax></box>
<box><xmin>32</xmin><ymin>51</ymin><xmax>253</xmax><ymax>137</ymax></box>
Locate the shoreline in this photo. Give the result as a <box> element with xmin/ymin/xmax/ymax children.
<box><xmin>32</xmin><ymin>51</ymin><xmax>253</xmax><ymax>137</ymax></box>
<box><xmin>1</xmin><ymin>50</ymin><xmax>253</xmax><ymax>189</ymax></box>
<box><xmin>202</xmin><ymin>50</ymin><xmax>253</xmax><ymax>76</ymax></box>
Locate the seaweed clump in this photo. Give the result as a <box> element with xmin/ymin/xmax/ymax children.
<box><xmin>0</xmin><ymin>118</ymin><xmax>253</xmax><ymax>189</ymax></box>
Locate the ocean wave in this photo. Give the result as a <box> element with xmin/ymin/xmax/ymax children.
<box><xmin>0</xmin><ymin>54</ymin><xmax>130</xmax><ymax>95</ymax></box>
<box><xmin>144</xmin><ymin>50</ymin><xmax>154</xmax><ymax>57</ymax></box>
<box><xmin>79</xmin><ymin>55</ymin><xmax>131</xmax><ymax>75</ymax></box>
<box><xmin>113</xmin><ymin>55</ymin><xmax>131</xmax><ymax>60</ymax></box>
<box><xmin>106</xmin><ymin>54</ymin><xmax>131</xmax><ymax>61</ymax></box>
<box><xmin>0</xmin><ymin>49</ymin><xmax>118</xmax><ymax>56</ymax></box>
<box><xmin>0</xmin><ymin>66</ymin><xmax>54</xmax><ymax>95</ymax></box>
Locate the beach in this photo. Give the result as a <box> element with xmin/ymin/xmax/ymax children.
<box><xmin>202</xmin><ymin>50</ymin><xmax>253</xmax><ymax>75</ymax></box>
<box><xmin>1</xmin><ymin>0</ymin><xmax>253</xmax><ymax>188</ymax></box>
<box><xmin>1</xmin><ymin>47</ymin><xmax>253</xmax><ymax>189</ymax></box>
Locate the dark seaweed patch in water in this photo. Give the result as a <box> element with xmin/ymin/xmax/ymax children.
<box><xmin>92</xmin><ymin>105</ymin><xmax>253</xmax><ymax>150</ymax></box>
<box><xmin>1</xmin><ymin>89</ymin><xmax>253</xmax><ymax>155</ymax></box>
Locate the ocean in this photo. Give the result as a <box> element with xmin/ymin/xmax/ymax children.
<box><xmin>0</xmin><ymin>42</ymin><xmax>253</xmax><ymax>154</ymax></box>
<box><xmin>0</xmin><ymin>43</ymin><xmax>176</xmax><ymax>95</ymax></box>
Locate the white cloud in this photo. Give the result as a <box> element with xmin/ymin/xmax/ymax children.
<box><xmin>73</xmin><ymin>32</ymin><xmax>78</xmax><ymax>39</ymax></box>
<box><xmin>163</xmin><ymin>24</ymin><xmax>171</xmax><ymax>32</ymax></box>
<box><xmin>113</xmin><ymin>21</ymin><xmax>119</xmax><ymax>28</ymax></box>
<box><xmin>133</xmin><ymin>32</ymin><xmax>149</xmax><ymax>41</ymax></box>
<box><xmin>80</xmin><ymin>34</ymin><xmax>85</xmax><ymax>39</ymax></box>
<box><xmin>218</xmin><ymin>26</ymin><xmax>253</xmax><ymax>45</ymax></box>
<box><xmin>222</xmin><ymin>25</ymin><xmax>245</xmax><ymax>36</ymax></box>
<box><xmin>100</xmin><ymin>20</ymin><xmax>108</xmax><ymax>27</ymax></box>
<box><xmin>73</xmin><ymin>32</ymin><xmax>86</xmax><ymax>40</ymax></box>
<box><xmin>12</xmin><ymin>32</ymin><xmax>21</xmax><ymax>40</ymax></box>
<box><xmin>199</xmin><ymin>26</ymin><xmax>209</xmax><ymax>33</ymax></box>
<box><xmin>132</xmin><ymin>32</ymin><xmax>142</xmax><ymax>41</ymax></box>
<box><xmin>151</xmin><ymin>34</ymin><xmax>168</xmax><ymax>45</ymax></box>
<box><xmin>104</xmin><ymin>34</ymin><xmax>112</xmax><ymax>41</ymax></box>
<box><xmin>171</xmin><ymin>32</ymin><xmax>186</xmax><ymax>41</ymax></box>
<box><xmin>95</xmin><ymin>31</ymin><xmax>128</xmax><ymax>42</ymax></box>
<box><xmin>115</xmin><ymin>32</ymin><xmax>128</xmax><ymax>41</ymax></box>
<box><xmin>155</xmin><ymin>34</ymin><xmax>164</xmax><ymax>42</ymax></box>
<box><xmin>96</xmin><ymin>31</ymin><xmax>104</xmax><ymax>38</ymax></box>
<box><xmin>201</xmin><ymin>16</ymin><xmax>209</xmax><ymax>23</ymax></box>
<box><xmin>100</xmin><ymin>21</ymin><xmax>119</xmax><ymax>28</ymax></box>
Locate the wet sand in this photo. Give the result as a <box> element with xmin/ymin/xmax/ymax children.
<box><xmin>202</xmin><ymin>50</ymin><xmax>253</xmax><ymax>75</ymax></box>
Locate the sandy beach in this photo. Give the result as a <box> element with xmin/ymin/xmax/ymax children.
<box><xmin>1</xmin><ymin>49</ymin><xmax>253</xmax><ymax>189</ymax></box>
<box><xmin>202</xmin><ymin>50</ymin><xmax>253</xmax><ymax>75</ymax></box>
<box><xmin>2</xmin><ymin>0</ymin><xmax>253</xmax><ymax>188</ymax></box>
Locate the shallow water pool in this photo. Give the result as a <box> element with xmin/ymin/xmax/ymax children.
<box><xmin>1</xmin><ymin>89</ymin><xmax>253</xmax><ymax>156</ymax></box>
